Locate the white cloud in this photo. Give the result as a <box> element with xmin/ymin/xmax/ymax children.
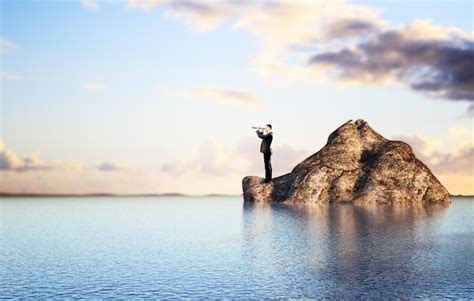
<box><xmin>465</xmin><ymin>104</ymin><xmax>474</xmax><ymax>118</ymax></box>
<box><xmin>81</xmin><ymin>82</ymin><xmax>105</xmax><ymax>91</ymax></box>
<box><xmin>0</xmin><ymin>138</ymin><xmax>160</xmax><ymax>194</ymax></box>
<box><xmin>0</xmin><ymin>138</ymin><xmax>131</xmax><ymax>174</ymax></box>
<box><xmin>393</xmin><ymin>134</ymin><xmax>473</xmax><ymax>176</ymax></box>
<box><xmin>434</xmin><ymin>144</ymin><xmax>473</xmax><ymax>176</ymax></box>
<box><xmin>161</xmin><ymin>136</ymin><xmax>313</xmax><ymax>178</ymax></box>
<box><xmin>125</xmin><ymin>0</ymin><xmax>166</xmax><ymax>11</ymax></box>
<box><xmin>234</xmin><ymin>136</ymin><xmax>313</xmax><ymax>176</ymax></box>
<box><xmin>127</xmin><ymin>0</ymin><xmax>473</xmax><ymax>103</ymax></box>
<box><xmin>97</xmin><ymin>161</ymin><xmax>130</xmax><ymax>172</ymax></box>
<box><xmin>161</xmin><ymin>139</ymin><xmax>245</xmax><ymax>176</ymax></box>
<box><xmin>0</xmin><ymin>139</ymin><xmax>83</xmax><ymax>172</ymax></box>
<box><xmin>0</xmin><ymin>167</ymin><xmax>162</xmax><ymax>195</ymax></box>
<box><xmin>166</xmin><ymin>85</ymin><xmax>266</xmax><ymax>110</ymax></box>
<box><xmin>81</xmin><ymin>0</ymin><xmax>99</xmax><ymax>11</ymax></box>
<box><xmin>0</xmin><ymin>70</ymin><xmax>23</xmax><ymax>80</ymax></box>
<box><xmin>159</xmin><ymin>132</ymin><xmax>472</xmax><ymax>194</ymax></box>
<box><xmin>449</xmin><ymin>125</ymin><xmax>471</xmax><ymax>137</ymax></box>
<box><xmin>0</xmin><ymin>37</ymin><xmax>19</xmax><ymax>54</ymax></box>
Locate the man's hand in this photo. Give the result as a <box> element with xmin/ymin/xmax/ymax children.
<box><xmin>256</xmin><ymin>130</ymin><xmax>272</xmax><ymax>138</ymax></box>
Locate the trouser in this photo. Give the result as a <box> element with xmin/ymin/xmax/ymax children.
<box><xmin>263</xmin><ymin>152</ymin><xmax>272</xmax><ymax>182</ymax></box>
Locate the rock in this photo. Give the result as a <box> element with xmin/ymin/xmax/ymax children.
<box><xmin>242</xmin><ymin>119</ymin><xmax>450</xmax><ymax>205</ymax></box>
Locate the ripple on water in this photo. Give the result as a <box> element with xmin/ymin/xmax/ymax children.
<box><xmin>0</xmin><ymin>196</ymin><xmax>473</xmax><ymax>299</ymax></box>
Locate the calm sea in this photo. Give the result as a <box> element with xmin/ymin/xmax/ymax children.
<box><xmin>1</xmin><ymin>196</ymin><xmax>473</xmax><ymax>299</ymax></box>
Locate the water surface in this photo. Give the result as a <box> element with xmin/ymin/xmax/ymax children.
<box><xmin>1</xmin><ymin>196</ymin><xmax>473</xmax><ymax>298</ymax></box>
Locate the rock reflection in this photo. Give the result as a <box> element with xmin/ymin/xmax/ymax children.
<box><xmin>242</xmin><ymin>201</ymin><xmax>450</xmax><ymax>298</ymax></box>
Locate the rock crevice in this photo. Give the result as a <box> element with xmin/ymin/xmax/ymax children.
<box><xmin>242</xmin><ymin>119</ymin><xmax>450</xmax><ymax>205</ymax></box>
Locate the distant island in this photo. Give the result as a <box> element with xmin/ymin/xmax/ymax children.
<box><xmin>0</xmin><ymin>192</ymin><xmax>240</xmax><ymax>198</ymax></box>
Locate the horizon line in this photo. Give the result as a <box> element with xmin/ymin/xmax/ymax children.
<box><xmin>0</xmin><ymin>192</ymin><xmax>243</xmax><ymax>198</ymax></box>
<box><xmin>0</xmin><ymin>192</ymin><xmax>471</xmax><ymax>198</ymax></box>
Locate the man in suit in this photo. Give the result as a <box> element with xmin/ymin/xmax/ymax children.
<box><xmin>256</xmin><ymin>124</ymin><xmax>273</xmax><ymax>183</ymax></box>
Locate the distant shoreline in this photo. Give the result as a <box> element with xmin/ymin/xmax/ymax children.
<box><xmin>0</xmin><ymin>192</ymin><xmax>242</xmax><ymax>198</ymax></box>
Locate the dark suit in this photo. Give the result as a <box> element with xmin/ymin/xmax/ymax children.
<box><xmin>256</xmin><ymin>130</ymin><xmax>273</xmax><ymax>182</ymax></box>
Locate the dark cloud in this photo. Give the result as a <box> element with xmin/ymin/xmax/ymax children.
<box><xmin>97</xmin><ymin>162</ymin><xmax>128</xmax><ymax>172</ymax></box>
<box><xmin>309</xmin><ymin>26</ymin><xmax>474</xmax><ymax>102</ymax></box>
<box><xmin>322</xmin><ymin>19</ymin><xmax>378</xmax><ymax>39</ymax></box>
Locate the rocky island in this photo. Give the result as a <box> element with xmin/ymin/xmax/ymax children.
<box><xmin>242</xmin><ymin>119</ymin><xmax>450</xmax><ymax>205</ymax></box>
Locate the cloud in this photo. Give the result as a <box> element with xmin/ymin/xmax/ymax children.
<box><xmin>126</xmin><ymin>0</ymin><xmax>240</xmax><ymax>31</ymax></box>
<box><xmin>0</xmin><ymin>138</ymin><xmax>131</xmax><ymax>173</ymax></box>
<box><xmin>1</xmin><ymin>70</ymin><xmax>23</xmax><ymax>80</ymax></box>
<box><xmin>166</xmin><ymin>85</ymin><xmax>266</xmax><ymax>110</ymax></box>
<box><xmin>0</xmin><ymin>139</ymin><xmax>82</xmax><ymax>172</ymax></box>
<box><xmin>161</xmin><ymin>159</ymin><xmax>191</xmax><ymax>176</ymax></box>
<box><xmin>433</xmin><ymin>144</ymin><xmax>473</xmax><ymax>175</ymax></box>
<box><xmin>231</xmin><ymin>132</ymin><xmax>472</xmax><ymax>192</ymax></box>
<box><xmin>0</xmin><ymin>144</ymin><xmax>133</xmax><ymax>176</ymax></box>
<box><xmin>321</xmin><ymin>19</ymin><xmax>379</xmax><ymax>39</ymax></box>
<box><xmin>465</xmin><ymin>104</ymin><xmax>474</xmax><ymax>118</ymax></box>
<box><xmin>161</xmin><ymin>139</ymin><xmax>245</xmax><ymax>176</ymax></box>
<box><xmin>0</xmin><ymin>37</ymin><xmax>19</xmax><ymax>54</ymax></box>
<box><xmin>81</xmin><ymin>82</ymin><xmax>105</xmax><ymax>91</ymax></box>
<box><xmin>309</xmin><ymin>20</ymin><xmax>474</xmax><ymax>101</ymax></box>
<box><xmin>127</xmin><ymin>1</ymin><xmax>473</xmax><ymax>104</ymax></box>
<box><xmin>0</xmin><ymin>166</ymin><xmax>162</xmax><ymax>195</ymax></box>
<box><xmin>125</xmin><ymin>0</ymin><xmax>166</xmax><ymax>11</ymax></box>
<box><xmin>449</xmin><ymin>125</ymin><xmax>470</xmax><ymax>137</ymax></box>
<box><xmin>126</xmin><ymin>0</ymin><xmax>385</xmax><ymax>83</ymax></box>
<box><xmin>97</xmin><ymin>161</ymin><xmax>129</xmax><ymax>172</ymax></box>
<box><xmin>0</xmin><ymin>139</ymin><xmax>159</xmax><ymax>194</ymax></box>
<box><xmin>125</xmin><ymin>1</ymin><xmax>385</xmax><ymax>41</ymax></box>
<box><xmin>163</xmin><ymin>1</ymin><xmax>241</xmax><ymax>32</ymax></box>
<box><xmin>234</xmin><ymin>136</ymin><xmax>313</xmax><ymax>176</ymax></box>
<box><xmin>161</xmin><ymin>136</ymin><xmax>313</xmax><ymax>178</ymax></box>
<box><xmin>81</xmin><ymin>0</ymin><xmax>99</xmax><ymax>11</ymax></box>
<box><xmin>393</xmin><ymin>134</ymin><xmax>473</xmax><ymax>176</ymax></box>
<box><xmin>392</xmin><ymin>134</ymin><xmax>441</xmax><ymax>165</ymax></box>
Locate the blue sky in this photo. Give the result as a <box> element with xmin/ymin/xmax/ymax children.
<box><xmin>1</xmin><ymin>0</ymin><xmax>473</xmax><ymax>194</ymax></box>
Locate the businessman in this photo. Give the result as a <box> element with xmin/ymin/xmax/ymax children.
<box><xmin>256</xmin><ymin>124</ymin><xmax>273</xmax><ymax>183</ymax></box>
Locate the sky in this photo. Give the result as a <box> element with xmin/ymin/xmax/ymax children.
<box><xmin>0</xmin><ymin>0</ymin><xmax>473</xmax><ymax>195</ymax></box>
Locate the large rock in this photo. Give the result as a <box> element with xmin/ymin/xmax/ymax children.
<box><xmin>242</xmin><ymin>119</ymin><xmax>450</xmax><ymax>205</ymax></box>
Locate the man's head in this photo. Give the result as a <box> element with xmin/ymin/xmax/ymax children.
<box><xmin>266</xmin><ymin>124</ymin><xmax>272</xmax><ymax>131</ymax></box>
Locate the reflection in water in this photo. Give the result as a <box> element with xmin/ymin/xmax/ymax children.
<box><xmin>242</xmin><ymin>201</ymin><xmax>469</xmax><ymax>299</ymax></box>
<box><xmin>0</xmin><ymin>197</ymin><xmax>471</xmax><ymax>299</ymax></box>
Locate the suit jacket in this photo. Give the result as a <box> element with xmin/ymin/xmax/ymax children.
<box><xmin>256</xmin><ymin>130</ymin><xmax>273</xmax><ymax>154</ymax></box>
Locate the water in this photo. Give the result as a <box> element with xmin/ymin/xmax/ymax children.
<box><xmin>1</xmin><ymin>196</ymin><xmax>473</xmax><ymax>299</ymax></box>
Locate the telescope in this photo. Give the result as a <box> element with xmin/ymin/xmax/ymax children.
<box><xmin>251</xmin><ymin>126</ymin><xmax>268</xmax><ymax>131</ymax></box>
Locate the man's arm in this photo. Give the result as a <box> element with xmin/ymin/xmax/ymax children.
<box><xmin>256</xmin><ymin>130</ymin><xmax>272</xmax><ymax>139</ymax></box>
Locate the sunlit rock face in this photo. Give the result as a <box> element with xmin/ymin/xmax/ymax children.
<box><xmin>242</xmin><ymin>119</ymin><xmax>450</xmax><ymax>205</ymax></box>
